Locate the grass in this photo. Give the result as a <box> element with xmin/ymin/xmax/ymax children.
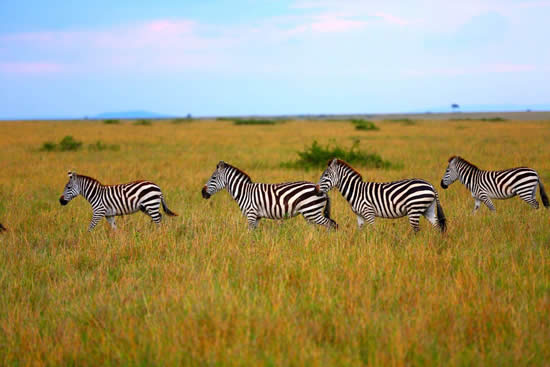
<box><xmin>103</xmin><ymin>119</ymin><xmax>120</xmax><ymax>125</ymax></box>
<box><xmin>0</xmin><ymin>118</ymin><xmax>549</xmax><ymax>366</ymax></box>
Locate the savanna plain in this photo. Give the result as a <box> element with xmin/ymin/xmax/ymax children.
<box><xmin>0</xmin><ymin>117</ymin><xmax>549</xmax><ymax>366</ymax></box>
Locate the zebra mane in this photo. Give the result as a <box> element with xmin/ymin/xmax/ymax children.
<box><xmin>334</xmin><ymin>159</ymin><xmax>363</xmax><ymax>180</ymax></box>
<box><xmin>225</xmin><ymin>163</ymin><xmax>253</xmax><ymax>182</ymax></box>
<box><xmin>450</xmin><ymin>156</ymin><xmax>479</xmax><ymax>169</ymax></box>
<box><xmin>75</xmin><ymin>173</ymin><xmax>103</xmax><ymax>185</ymax></box>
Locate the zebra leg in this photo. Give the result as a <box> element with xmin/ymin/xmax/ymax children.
<box><xmin>141</xmin><ymin>204</ymin><xmax>162</xmax><ymax>224</ymax></box>
<box><xmin>480</xmin><ymin>196</ymin><xmax>496</xmax><ymax>211</ymax></box>
<box><xmin>517</xmin><ymin>185</ymin><xmax>539</xmax><ymax>209</ymax></box>
<box><xmin>407</xmin><ymin>212</ymin><xmax>422</xmax><ymax>233</ymax></box>
<box><xmin>302</xmin><ymin>210</ymin><xmax>337</xmax><ymax>229</ymax></box>
<box><xmin>356</xmin><ymin>215</ymin><xmax>365</xmax><ymax>229</ymax></box>
<box><xmin>88</xmin><ymin>210</ymin><xmax>105</xmax><ymax>231</ymax></box>
<box><xmin>423</xmin><ymin>200</ymin><xmax>439</xmax><ymax>228</ymax></box>
<box><xmin>105</xmin><ymin>216</ymin><xmax>117</xmax><ymax>229</ymax></box>
<box><xmin>246</xmin><ymin>212</ymin><xmax>260</xmax><ymax>230</ymax></box>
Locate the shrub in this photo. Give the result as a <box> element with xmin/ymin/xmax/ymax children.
<box><xmin>133</xmin><ymin>119</ymin><xmax>152</xmax><ymax>126</ymax></box>
<box><xmin>233</xmin><ymin>119</ymin><xmax>279</xmax><ymax>125</ymax></box>
<box><xmin>103</xmin><ymin>119</ymin><xmax>120</xmax><ymax>125</ymax></box>
<box><xmin>58</xmin><ymin>136</ymin><xmax>83</xmax><ymax>151</ymax></box>
<box><xmin>281</xmin><ymin>140</ymin><xmax>396</xmax><ymax>170</ymax></box>
<box><xmin>40</xmin><ymin>136</ymin><xmax>83</xmax><ymax>152</ymax></box>
<box><xmin>384</xmin><ymin>118</ymin><xmax>416</xmax><ymax>125</ymax></box>
<box><xmin>40</xmin><ymin>141</ymin><xmax>57</xmax><ymax>152</ymax></box>
<box><xmin>480</xmin><ymin>117</ymin><xmax>506</xmax><ymax>122</ymax></box>
<box><xmin>351</xmin><ymin>119</ymin><xmax>379</xmax><ymax>131</ymax></box>
<box><xmin>88</xmin><ymin>141</ymin><xmax>120</xmax><ymax>151</ymax></box>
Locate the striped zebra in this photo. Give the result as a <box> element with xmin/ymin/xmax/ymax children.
<box><xmin>316</xmin><ymin>159</ymin><xmax>446</xmax><ymax>232</ymax></box>
<box><xmin>441</xmin><ymin>156</ymin><xmax>549</xmax><ymax>212</ymax></box>
<box><xmin>201</xmin><ymin>161</ymin><xmax>338</xmax><ymax>230</ymax></box>
<box><xmin>59</xmin><ymin>171</ymin><xmax>177</xmax><ymax>231</ymax></box>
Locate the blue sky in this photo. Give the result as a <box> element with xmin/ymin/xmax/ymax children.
<box><xmin>0</xmin><ymin>0</ymin><xmax>549</xmax><ymax>118</ymax></box>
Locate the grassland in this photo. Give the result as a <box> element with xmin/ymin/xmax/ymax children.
<box><xmin>0</xmin><ymin>118</ymin><xmax>549</xmax><ymax>366</ymax></box>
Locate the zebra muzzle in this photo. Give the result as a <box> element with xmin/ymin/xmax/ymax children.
<box><xmin>59</xmin><ymin>196</ymin><xmax>69</xmax><ymax>205</ymax></box>
<box><xmin>440</xmin><ymin>180</ymin><xmax>448</xmax><ymax>189</ymax></box>
<box><xmin>201</xmin><ymin>186</ymin><xmax>211</xmax><ymax>199</ymax></box>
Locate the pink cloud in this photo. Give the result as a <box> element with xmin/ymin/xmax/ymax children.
<box><xmin>0</xmin><ymin>62</ymin><xmax>64</xmax><ymax>73</ymax></box>
<box><xmin>310</xmin><ymin>17</ymin><xmax>367</xmax><ymax>32</ymax></box>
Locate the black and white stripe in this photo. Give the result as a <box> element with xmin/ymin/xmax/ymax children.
<box><xmin>59</xmin><ymin>171</ymin><xmax>177</xmax><ymax>231</ymax></box>
<box><xmin>201</xmin><ymin>161</ymin><xmax>337</xmax><ymax>229</ymax></box>
<box><xmin>441</xmin><ymin>156</ymin><xmax>549</xmax><ymax>212</ymax></box>
<box><xmin>317</xmin><ymin>158</ymin><xmax>446</xmax><ymax>232</ymax></box>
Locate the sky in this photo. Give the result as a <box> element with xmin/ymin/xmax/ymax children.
<box><xmin>0</xmin><ymin>0</ymin><xmax>549</xmax><ymax>118</ymax></box>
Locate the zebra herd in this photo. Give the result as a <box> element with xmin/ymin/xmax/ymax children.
<box><xmin>1</xmin><ymin>156</ymin><xmax>547</xmax><ymax>234</ymax></box>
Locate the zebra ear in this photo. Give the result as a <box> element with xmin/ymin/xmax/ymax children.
<box><xmin>68</xmin><ymin>170</ymin><xmax>76</xmax><ymax>178</ymax></box>
<box><xmin>217</xmin><ymin>161</ymin><xmax>226</xmax><ymax>169</ymax></box>
<box><xmin>329</xmin><ymin>158</ymin><xmax>338</xmax><ymax>166</ymax></box>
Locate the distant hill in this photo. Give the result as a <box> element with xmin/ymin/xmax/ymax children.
<box><xmin>93</xmin><ymin>110</ymin><xmax>172</xmax><ymax>119</ymax></box>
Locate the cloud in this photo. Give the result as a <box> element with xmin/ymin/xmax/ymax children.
<box><xmin>402</xmin><ymin>63</ymin><xmax>536</xmax><ymax>77</ymax></box>
<box><xmin>0</xmin><ymin>62</ymin><xmax>64</xmax><ymax>73</ymax></box>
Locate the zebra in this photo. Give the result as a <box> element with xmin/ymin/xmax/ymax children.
<box><xmin>59</xmin><ymin>171</ymin><xmax>177</xmax><ymax>231</ymax></box>
<box><xmin>0</xmin><ymin>223</ymin><xmax>6</xmax><ymax>232</ymax></box>
<box><xmin>441</xmin><ymin>156</ymin><xmax>549</xmax><ymax>212</ymax></box>
<box><xmin>316</xmin><ymin>158</ymin><xmax>446</xmax><ymax>232</ymax></box>
<box><xmin>201</xmin><ymin>161</ymin><xmax>338</xmax><ymax>230</ymax></box>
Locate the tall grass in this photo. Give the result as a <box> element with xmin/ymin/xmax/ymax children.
<box><xmin>0</xmin><ymin>118</ymin><xmax>549</xmax><ymax>366</ymax></box>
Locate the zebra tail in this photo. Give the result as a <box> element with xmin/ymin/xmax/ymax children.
<box><xmin>161</xmin><ymin>196</ymin><xmax>178</xmax><ymax>216</ymax></box>
<box><xmin>436</xmin><ymin>200</ymin><xmax>447</xmax><ymax>233</ymax></box>
<box><xmin>539</xmin><ymin>179</ymin><xmax>550</xmax><ymax>208</ymax></box>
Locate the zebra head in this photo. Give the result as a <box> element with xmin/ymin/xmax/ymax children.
<box><xmin>59</xmin><ymin>171</ymin><xmax>80</xmax><ymax>205</ymax></box>
<box><xmin>316</xmin><ymin>158</ymin><xmax>340</xmax><ymax>194</ymax></box>
<box><xmin>202</xmin><ymin>161</ymin><xmax>229</xmax><ymax>199</ymax></box>
<box><xmin>441</xmin><ymin>156</ymin><xmax>459</xmax><ymax>189</ymax></box>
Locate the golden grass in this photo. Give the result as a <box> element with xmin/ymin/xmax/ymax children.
<box><xmin>0</xmin><ymin>118</ymin><xmax>549</xmax><ymax>366</ymax></box>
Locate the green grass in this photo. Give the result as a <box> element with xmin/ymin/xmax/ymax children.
<box><xmin>133</xmin><ymin>119</ymin><xmax>152</xmax><ymax>126</ymax></box>
<box><xmin>103</xmin><ymin>119</ymin><xmax>120</xmax><ymax>125</ymax></box>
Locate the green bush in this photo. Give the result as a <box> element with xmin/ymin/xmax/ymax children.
<box><xmin>133</xmin><ymin>119</ymin><xmax>152</xmax><ymax>126</ymax></box>
<box><xmin>233</xmin><ymin>119</ymin><xmax>279</xmax><ymax>125</ymax></box>
<box><xmin>103</xmin><ymin>119</ymin><xmax>120</xmax><ymax>125</ymax></box>
<box><xmin>40</xmin><ymin>141</ymin><xmax>57</xmax><ymax>152</ymax></box>
<box><xmin>282</xmin><ymin>140</ymin><xmax>396</xmax><ymax>170</ymax></box>
<box><xmin>40</xmin><ymin>136</ymin><xmax>83</xmax><ymax>152</ymax></box>
<box><xmin>351</xmin><ymin>119</ymin><xmax>379</xmax><ymax>131</ymax></box>
<box><xmin>58</xmin><ymin>136</ymin><xmax>83</xmax><ymax>151</ymax></box>
<box><xmin>384</xmin><ymin>118</ymin><xmax>416</xmax><ymax>125</ymax></box>
<box><xmin>88</xmin><ymin>141</ymin><xmax>120</xmax><ymax>152</ymax></box>
<box><xmin>480</xmin><ymin>117</ymin><xmax>506</xmax><ymax>122</ymax></box>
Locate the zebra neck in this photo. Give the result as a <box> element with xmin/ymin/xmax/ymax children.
<box><xmin>78</xmin><ymin>177</ymin><xmax>104</xmax><ymax>203</ymax></box>
<box><xmin>337</xmin><ymin>170</ymin><xmax>363</xmax><ymax>203</ymax></box>
<box><xmin>225</xmin><ymin>171</ymin><xmax>253</xmax><ymax>209</ymax></box>
<box><xmin>456</xmin><ymin>161</ymin><xmax>481</xmax><ymax>190</ymax></box>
